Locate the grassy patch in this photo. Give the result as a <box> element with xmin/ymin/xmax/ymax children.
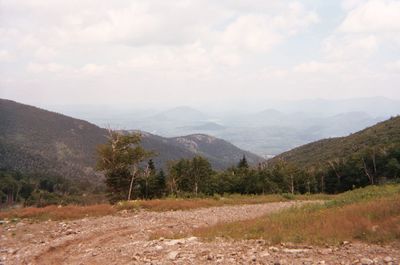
<box><xmin>116</xmin><ymin>193</ymin><xmax>332</xmax><ymax>212</ymax></box>
<box><xmin>194</xmin><ymin>185</ymin><xmax>400</xmax><ymax>245</ymax></box>
<box><xmin>0</xmin><ymin>204</ymin><xmax>115</xmax><ymax>221</ymax></box>
<box><xmin>0</xmin><ymin>193</ymin><xmax>331</xmax><ymax>221</ymax></box>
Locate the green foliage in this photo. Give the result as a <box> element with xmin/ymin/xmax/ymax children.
<box><xmin>96</xmin><ymin>130</ymin><xmax>153</xmax><ymax>203</ymax></box>
<box><xmin>0</xmin><ymin>169</ymin><xmax>89</xmax><ymax>207</ymax></box>
<box><xmin>167</xmin><ymin>156</ymin><xmax>214</xmax><ymax>196</ymax></box>
<box><xmin>237</xmin><ymin>155</ymin><xmax>249</xmax><ymax>169</ymax></box>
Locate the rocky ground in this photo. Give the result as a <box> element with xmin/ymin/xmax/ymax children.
<box><xmin>0</xmin><ymin>201</ymin><xmax>399</xmax><ymax>265</ymax></box>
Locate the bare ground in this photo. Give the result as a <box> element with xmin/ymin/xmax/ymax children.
<box><xmin>0</xmin><ymin>201</ymin><xmax>399</xmax><ymax>265</ymax></box>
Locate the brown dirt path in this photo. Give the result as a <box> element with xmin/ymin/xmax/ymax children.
<box><xmin>0</xmin><ymin>201</ymin><xmax>398</xmax><ymax>265</ymax></box>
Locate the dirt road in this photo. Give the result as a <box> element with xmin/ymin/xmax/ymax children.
<box><xmin>1</xmin><ymin>201</ymin><xmax>398</xmax><ymax>265</ymax></box>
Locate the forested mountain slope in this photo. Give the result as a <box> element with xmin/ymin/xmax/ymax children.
<box><xmin>270</xmin><ymin>116</ymin><xmax>400</xmax><ymax>168</ymax></box>
<box><xmin>0</xmin><ymin>99</ymin><xmax>263</xmax><ymax>183</ymax></box>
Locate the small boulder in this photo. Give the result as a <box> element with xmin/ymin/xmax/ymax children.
<box><xmin>269</xmin><ymin>246</ymin><xmax>279</xmax><ymax>252</ymax></box>
<box><xmin>164</xmin><ymin>239</ymin><xmax>185</xmax><ymax>246</ymax></box>
<box><xmin>167</xmin><ymin>251</ymin><xmax>180</xmax><ymax>260</ymax></box>
<box><xmin>383</xmin><ymin>257</ymin><xmax>393</xmax><ymax>263</ymax></box>
<box><xmin>360</xmin><ymin>258</ymin><xmax>373</xmax><ymax>265</ymax></box>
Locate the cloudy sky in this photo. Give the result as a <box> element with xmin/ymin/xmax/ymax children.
<box><xmin>1</xmin><ymin>0</ymin><xmax>400</xmax><ymax>106</ymax></box>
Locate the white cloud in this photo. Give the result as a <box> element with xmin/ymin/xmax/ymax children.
<box><xmin>386</xmin><ymin>60</ymin><xmax>400</xmax><ymax>72</ymax></box>
<box><xmin>1</xmin><ymin>0</ymin><xmax>399</xmax><ymax>104</ymax></box>
<box><xmin>218</xmin><ymin>15</ymin><xmax>282</xmax><ymax>53</ymax></box>
<box><xmin>27</xmin><ymin>62</ymin><xmax>65</xmax><ymax>74</ymax></box>
<box><xmin>341</xmin><ymin>0</ymin><xmax>366</xmax><ymax>11</ymax></box>
<box><xmin>340</xmin><ymin>0</ymin><xmax>400</xmax><ymax>33</ymax></box>
<box><xmin>80</xmin><ymin>63</ymin><xmax>107</xmax><ymax>75</ymax></box>
<box><xmin>34</xmin><ymin>46</ymin><xmax>58</xmax><ymax>61</ymax></box>
<box><xmin>0</xmin><ymin>50</ymin><xmax>14</xmax><ymax>62</ymax></box>
<box><xmin>323</xmin><ymin>34</ymin><xmax>379</xmax><ymax>61</ymax></box>
<box><xmin>293</xmin><ymin>61</ymin><xmax>342</xmax><ymax>74</ymax></box>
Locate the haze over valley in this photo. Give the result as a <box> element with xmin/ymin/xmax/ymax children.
<box><xmin>46</xmin><ymin>97</ymin><xmax>400</xmax><ymax>158</ymax></box>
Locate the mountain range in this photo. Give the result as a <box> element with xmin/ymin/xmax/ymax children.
<box><xmin>46</xmin><ymin>97</ymin><xmax>400</xmax><ymax>158</ymax></box>
<box><xmin>0</xmin><ymin>99</ymin><xmax>263</xmax><ymax>183</ymax></box>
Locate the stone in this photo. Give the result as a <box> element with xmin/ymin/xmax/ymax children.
<box><xmin>360</xmin><ymin>258</ymin><xmax>373</xmax><ymax>265</ymax></box>
<box><xmin>186</xmin><ymin>236</ymin><xmax>198</xmax><ymax>242</ymax></box>
<box><xmin>167</xmin><ymin>251</ymin><xmax>180</xmax><ymax>260</ymax></box>
<box><xmin>302</xmin><ymin>259</ymin><xmax>313</xmax><ymax>265</ymax></box>
<box><xmin>319</xmin><ymin>248</ymin><xmax>333</xmax><ymax>255</ymax></box>
<box><xmin>282</xmin><ymin>248</ymin><xmax>309</xmax><ymax>254</ymax></box>
<box><xmin>269</xmin><ymin>246</ymin><xmax>279</xmax><ymax>252</ymax></box>
<box><xmin>383</xmin><ymin>257</ymin><xmax>393</xmax><ymax>263</ymax></box>
<box><xmin>259</xmin><ymin>251</ymin><xmax>270</xmax><ymax>257</ymax></box>
<box><xmin>154</xmin><ymin>245</ymin><xmax>163</xmax><ymax>251</ymax></box>
<box><xmin>164</xmin><ymin>239</ymin><xmax>185</xmax><ymax>246</ymax></box>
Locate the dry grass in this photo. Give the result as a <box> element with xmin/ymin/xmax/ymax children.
<box><xmin>194</xmin><ymin>185</ymin><xmax>400</xmax><ymax>245</ymax></box>
<box><xmin>0</xmin><ymin>193</ymin><xmax>332</xmax><ymax>222</ymax></box>
<box><xmin>0</xmin><ymin>204</ymin><xmax>115</xmax><ymax>221</ymax></box>
<box><xmin>116</xmin><ymin>193</ymin><xmax>333</xmax><ymax>212</ymax></box>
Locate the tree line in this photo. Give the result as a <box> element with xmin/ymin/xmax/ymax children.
<box><xmin>97</xmin><ymin>131</ymin><xmax>400</xmax><ymax>203</ymax></box>
<box><xmin>0</xmin><ymin>169</ymin><xmax>98</xmax><ymax>207</ymax></box>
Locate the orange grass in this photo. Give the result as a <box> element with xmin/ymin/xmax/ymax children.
<box><xmin>0</xmin><ymin>204</ymin><xmax>116</xmax><ymax>221</ymax></box>
<box><xmin>116</xmin><ymin>193</ymin><xmax>332</xmax><ymax>212</ymax></box>
<box><xmin>0</xmin><ymin>194</ymin><xmax>332</xmax><ymax>221</ymax></box>
<box><xmin>194</xmin><ymin>195</ymin><xmax>400</xmax><ymax>245</ymax></box>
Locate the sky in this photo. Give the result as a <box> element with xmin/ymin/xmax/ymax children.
<box><xmin>1</xmin><ymin>0</ymin><xmax>400</xmax><ymax>107</ymax></box>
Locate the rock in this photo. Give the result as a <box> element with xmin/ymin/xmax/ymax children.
<box><xmin>65</xmin><ymin>229</ymin><xmax>76</xmax><ymax>235</ymax></box>
<box><xmin>319</xmin><ymin>248</ymin><xmax>333</xmax><ymax>255</ymax></box>
<box><xmin>8</xmin><ymin>249</ymin><xmax>17</xmax><ymax>255</ymax></box>
<box><xmin>154</xmin><ymin>245</ymin><xmax>163</xmax><ymax>251</ymax></box>
<box><xmin>383</xmin><ymin>257</ymin><xmax>393</xmax><ymax>263</ymax></box>
<box><xmin>318</xmin><ymin>261</ymin><xmax>326</xmax><ymax>265</ymax></box>
<box><xmin>269</xmin><ymin>246</ymin><xmax>279</xmax><ymax>252</ymax></box>
<box><xmin>164</xmin><ymin>239</ymin><xmax>185</xmax><ymax>246</ymax></box>
<box><xmin>16</xmin><ymin>222</ymin><xmax>25</xmax><ymax>228</ymax></box>
<box><xmin>277</xmin><ymin>259</ymin><xmax>288</xmax><ymax>265</ymax></box>
<box><xmin>302</xmin><ymin>259</ymin><xmax>313</xmax><ymax>265</ymax></box>
<box><xmin>259</xmin><ymin>251</ymin><xmax>270</xmax><ymax>257</ymax></box>
<box><xmin>282</xmin><ymin>248</ymin><xmax>309</xmax><ymax>254</ymax></box>
<box><xmin>371</xmin><ymin>225</ymin><xmax>379</xmax><ymax>232</ymax></box>
<box><xmin>167</xmin><ymin>251</ymin><xmax>179</xmax><ymax>260</ymax></box>
<box><xmin>360</xmin><ymin>258</ymin><xmax>373</xmax><ymax>265</ymax></box>
<box><xmin>186</xmin><ymin>236</ymin><xmax>198</xmax><ymax>242</ymax></box>
<box><xmin>342</xmin><ymin>241</ymin><xmax>351</xmax><ymax>246</ymax></box>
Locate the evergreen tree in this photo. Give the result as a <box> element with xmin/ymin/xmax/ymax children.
<box><xmin>238</xmin><ymin>155</ymin><xmax>249</xmax><ymax>169</ymax></box>
<box><xmin>155</xmin><ymin>169</ymin><xmax>166</xmax><ymax>197</ymax></box>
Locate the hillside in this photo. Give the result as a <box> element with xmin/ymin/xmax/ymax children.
<box><xmin>0</xmin><ymin>99</ymin><xmax>105</xmax><ymax>182</ymax></box>
<box><xmin>270</xmin><ymin>116</ymin><xmax>400</xmax><ymax>168</ymax></box>
<box><xmin>0</xmin><ymin>99</ymin><xmax>263</xmax><ymax>182</ymax></box>
<box><xmin>126</xmin><ymin>131</ymin><xmax>264</xmax><ymax>170</ymax></box>
<box><xmin>170</xmin><ymin>134</ymin><xmax>262</xmax><ymax>168</ymax></box>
